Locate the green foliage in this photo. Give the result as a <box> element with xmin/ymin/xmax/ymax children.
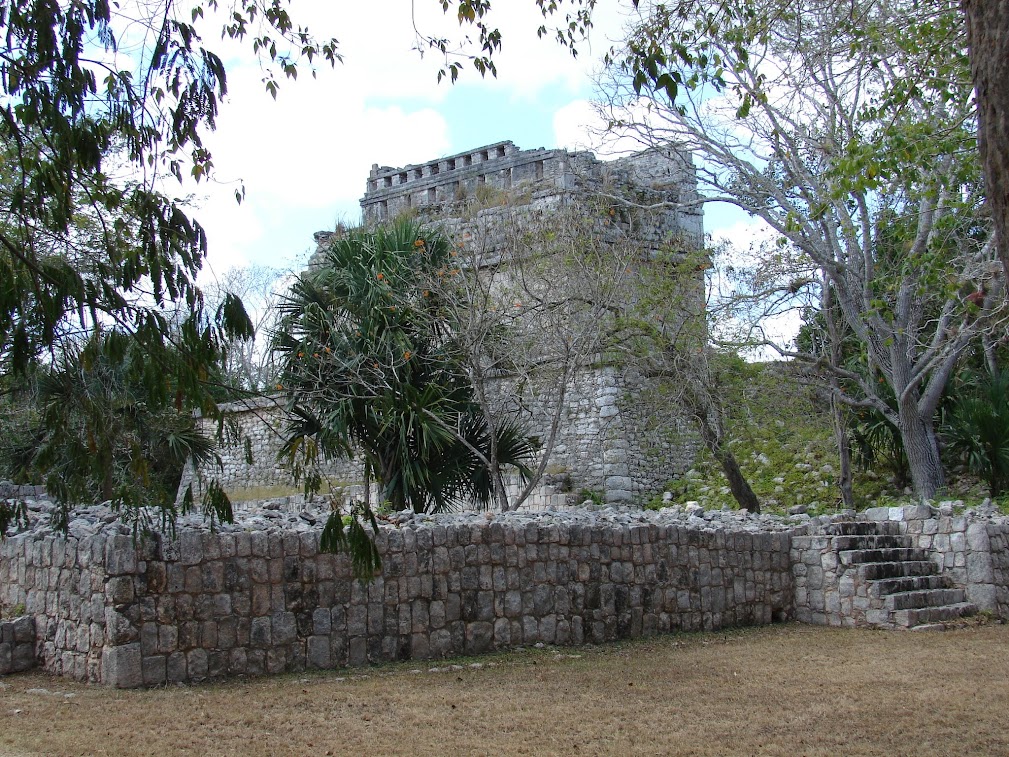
<box><xmin>0</xmin><ymin>0</ymin><xmax>325</xmax><ymax>378</ymax></box>
<box><xmin>658</xmin><ymin>359</ymin><xmax>892</xmax><ymax>513</ymax></box>
<box><xmin>607</xmin><ymin>0</ymin><xmax>992</xmax><ymax>500</ymax></box>
<box><xmin>0</xmin><ymin>0</ymin><xmax>352</xmax><ymax>531</ymax></box>
<box><xmin>943</xmin><ymin>371</ymin><xmax>1009</xmax><ymax>498</ymax></box>
<box><xmin>0</xmin><ymin>498</ymin><xmax>28</xmax><ymax>538</ymax></box>
<box><xmin>0</xmin><ymin>329</ymin><xmax>230</xmax><ymax>533</ymax></box>
<box><xmin>850</xmin><ymin>406</ymin><xmax>910</xmax><ymax>490</ymax></box>
<box><xmin>275</xmin><ymin>220</ymin><xmax>536</xmax><ymax>514</ymax></box>
<box><xmin>320</xmin><ymin>500</ymin><xmax>383</xmax><ymax>581</ymax></box>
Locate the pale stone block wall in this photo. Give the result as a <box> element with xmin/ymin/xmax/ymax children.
<box><xmin>2</xmin><ymin>514</ymin><xmax>794</xmax><ymax>687</ymax></box>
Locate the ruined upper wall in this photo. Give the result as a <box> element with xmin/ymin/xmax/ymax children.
<box><xmin>355</xmin><ymin>141</ymin><xmax>702</xmax><ymax>248</ymax></box>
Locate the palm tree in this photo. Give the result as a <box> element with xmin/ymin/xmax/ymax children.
<box><xmin>275</xmin><ymin>220</ymin><xmax>535</xmax><ymax>515</ymax></box>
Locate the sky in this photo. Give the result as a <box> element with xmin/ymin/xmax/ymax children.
<box><xmin>180</xmin><ymin>1</ymin><xmax>758</xmax><ymax>284</ymax></box>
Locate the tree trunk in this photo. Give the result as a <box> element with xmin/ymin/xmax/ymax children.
<box><xmin>830</xmin><ymin>390</ymin><xmax>855</xmax><ymax>510</ymax></box>
<box><xmin>711</xmin><ymin>442</ymin><xmax>761</xmax><ymax>514</ymax></box>
<box><xmin>963</xmin><ymin>0</ymin><xmax>1009</xmax><ymax>280</ymax></box>
<box><xmin>685</xmin><ymin>384</ymin><xmax>761</xmax><ymax>513</ymax></box>
<box><xmin>897</xmin><ymin>401</ymin><xmax>945</xmax><ymax>500</ymax></box>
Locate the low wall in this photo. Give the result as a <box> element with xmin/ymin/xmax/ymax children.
<box><xmin>6</xmin><ymin>500</ymin><xmax>1008</xmax><ymax>687</ymax></box>
<box><xmin>2</xmin><ymin>506</ymin><xmax>794</xmax><ymax>687</ymax></box>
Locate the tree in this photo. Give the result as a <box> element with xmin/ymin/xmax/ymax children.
<box><xmin>0</xmin><ymin>0</ymin><xmax>603</xmax><ymax>532</ymax></box>
<box><xmin>274</xmin><ymin>220</ymin><xmax>536</xmax><ymax>515</ymax></box>
<box><xmin>0</xmin><ymin>0</ymin><xmax>600</xmax><ymax>391</ymax></box>
<box><xmin>613</xmin><ymin>244</ymin><xmax>761</xmax><ymax>512</ymax></box>
<box><xmin>202</xmin><ymin>265</ymin><xmax>290</xmax><ymax>394</ymax></box>
<box><xmin>603</xmin><ymin>0</ymin><xmax>1005</xmax><ymax>499</ymax></box>
<box><xmin>432</xmin><ymin>199</ymin><xmax>650</xmax><ymax>510</ymax></box>
<box><xmin>0</xmin><ymin>328</ymin><xmax>227</xmax><ymax>532</ymax></box>
<box><xmin>962</xmin><ymin>1</ymin><xmax>1009</xmax><ymax>282</ymax></box>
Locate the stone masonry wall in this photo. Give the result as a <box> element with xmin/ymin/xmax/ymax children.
<box><xmin>183</xmin><ymin>365</ymin><xmax>701</xmax><ymax>508</ymax></box>
<box><xmin>0</xmin><ymin>532</ymin><xmax>109</xmax><ymax>682</ymax></box>
<box><xmin>986</xmin><ymin>522</ymin><xmax>1009</xmax><ymax>618</ymax></box>
<box><xmin>176</xmin><ymin>396</ymin><xmax>364</xmax><ymax>502</ymax></box>
<box><xmin>791</xmin><ymin>504</ymin><xmax>1009</xmax><ymax>627</ymax></box>
<box><xmin>2</xmin><ymin>508</ymin><xmax>794</xmax><ymax>687</ymax></box>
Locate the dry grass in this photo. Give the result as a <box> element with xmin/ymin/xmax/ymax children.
<box><xmin>2</xmin><ymin>623</ymin><xmax>1008</xmax><ymax>756</ymax></box>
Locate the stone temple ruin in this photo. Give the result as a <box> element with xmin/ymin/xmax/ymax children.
<box><xmin>1</xmin><ymin>146</ymin><xmax>1004</xmax><ymax>689</ymax></box>
<box><xmin>180</xmin><ymin>140</ymin><xmax>706</xmax><ymax>507</ymax></box>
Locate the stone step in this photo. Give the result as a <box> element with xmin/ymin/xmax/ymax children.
<box><xmin>823</xmin><ymin>521</ymin><xmax>902</xmax><ymax>537</ymax></box>
<box><xmin>892</xmin><ymin>602</ymin><xmax>978</xmax><ymax>628</ymax></box>
<box><xmin>868</xmin><ymin>574</ymin><xmax>953</xmax><ymax>598</ymax></box>
<box><xmin>839</xmin><ymin>548</ymin><xmax>931</xmax><ymax>565</ymax></box>
<box><xmin>858</xmin><ymin>560</ymin><xmax>939</xmax><ymax>581</ymax></box>
<box><xmin>831</xmin><ymin>535</ymin><xmax>911</xmax><ymax>551</ymax></box>
<box><xmin>884</xmin><ymin>588</ymin><xmax>968</xmax><ymax>611</ymax></box>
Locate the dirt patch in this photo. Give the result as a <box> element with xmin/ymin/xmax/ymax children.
<box><xmin>1</xmin><ymin>623</ymin><xmax>1007</xmax><ymax>756</ymax></box>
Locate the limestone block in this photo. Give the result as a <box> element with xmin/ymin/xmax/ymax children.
<box><xmin>967</xmin><ymin>523</ymin><xmax>991</xmax><ymax>552</ymax></box>
<box><xmin>967</xmin><ymin>583</ymin><xmax>996</xmax><ymax>612</ymax></box>
<box><xmin>105</xmin><ymin>536</ymin><xmax>137</xmax><ymax>576</ymax></box>
<box><xmin>102</xmin><ymin>643</ymin><xmax>143</xmax><ymax>688</ymax></box>
<box><xmin>967</xmin><ymin>552</ymin><xmax>994</xmax><ymax>584</ymax></box>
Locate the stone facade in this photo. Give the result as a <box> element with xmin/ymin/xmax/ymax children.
<box><xmin>355</xmin><ymin>140</ymin><xmax>702</xmax><ymax>245</ymax></box>
<box><xmin>176</xmin><ymin>396</ymin><xmax>364</xmax><ymax>503</ymax></box>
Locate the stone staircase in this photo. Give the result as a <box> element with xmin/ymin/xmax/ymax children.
<box><xmin>827</xmin><ymin>521</ymin><xmax>978</xmax><ymax>630</ymax></box>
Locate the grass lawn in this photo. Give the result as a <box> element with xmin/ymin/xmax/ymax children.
<box><xmin>1</xmin><ymin>622</ymin><xmax>1007</xmax><ymax>756</ymax></box>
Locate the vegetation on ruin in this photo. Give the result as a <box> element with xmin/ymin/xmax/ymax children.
<box><xmin>0</xmin><ymin>1</ymin><xmax>595</xmax><ymax>534</ymax></box>
<box><xmin>651</xmin><ymin>356</ymin><xmax>1009</xmax><ymax>516</ymax></box>
<box><xmin>0</xmin><ymin>0</ymin><xmax>1007</xmax><ymax>535</ymax></box>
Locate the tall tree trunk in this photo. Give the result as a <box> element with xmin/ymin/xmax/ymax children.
<box><xmin>963</xmin><ymin>0</ymin><xmax>1009</xmax><ymax>280</ymax></box>
<box><xmin>824</xmin><ymin>289</ymin><xmax>854</xmax><ymax>509</ymax></box>
<box><xmin>897</xmin><ymin>400</ymin><xmax>945</xmax><ymax>500</ymax></box>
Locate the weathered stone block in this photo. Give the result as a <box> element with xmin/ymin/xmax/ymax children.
<box><xmin>968</xmin><ymin>552</ymin><xmax>994</xmax><ymax>584</ymax></box>
<box><xmin>103</xmin><ymin>643</ymin><xmax>143</xmax><ymax>688</ymax></box>
<box><xmin>307</xmin><ymin>636</ymin><xmax>331</xmax><ymax>669</ymax></box>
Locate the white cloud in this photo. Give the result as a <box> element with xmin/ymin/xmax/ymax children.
<box><xmin>172</xmin><ymin>2</ymin><xmax>643</xmax><ymax>271</ymax></box>
<box><xmin>552</xmin><ymin>99</ymin><xmax>603</xmax><ymax>152</ymax></box>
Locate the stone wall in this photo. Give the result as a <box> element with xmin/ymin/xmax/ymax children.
<box><xmin>986</xmin><ymin>522</ymin><xmax>1009</xmax><ymax>618</ymax></box>
<box><xmin>182</xmin><ymin>366</ymin><xmax>701</xmax><ymax>508</ymax></box>
<box><xmin>176</xmin><ymin>396</ymin><xmax>364</xmax><ymax>503</ymax></box>
<box><xmin>2</xmin><ymin>504</ymin><xmax>794</xmax><ymax>687</ymax></box>
<box><xmin>0</xmin><ymin>531</ymin><xmax>107</xmax><ymax>681</ymax></box>
<box><xmin>791</xmin><ymin>504</ymin><xmax>1009</xmax><ymax>628</ymax></box>
<box><xmin>357</xmin><ymin>141</ymin><xmax>703</xmax><ymax>247</ymax></box>
<box><xmin>6</xmin><ymin>499</ymin><xmax>1009</xmax><ymax>687</ymax></box>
